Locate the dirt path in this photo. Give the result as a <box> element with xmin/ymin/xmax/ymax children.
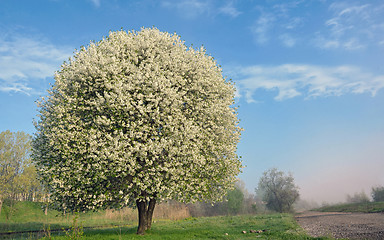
<box><xmin>295</xmin><ymin>211</ymin><xmax>384</xmax><ymax>239</ymax></box>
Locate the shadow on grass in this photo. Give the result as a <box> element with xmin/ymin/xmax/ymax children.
<box><xmin>0</xmin><ymin>222</ymin><xmax>64</xmax><ymax>232</ymax></box>
<box><xmin>0</xmin><ymin>222</ymin><xmax>67</xmax><ymax>240</ymax></box>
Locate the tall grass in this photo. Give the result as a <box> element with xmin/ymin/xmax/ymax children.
<box><xmin>0</xmin><ymin>201</ymin><xmax>190</xmax><ymax>234</ymax></box>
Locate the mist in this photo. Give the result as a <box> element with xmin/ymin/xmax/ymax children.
<box><xmin>241</xmin><ymin>130</ymin><xmax>384</xmax><ymax>205</ymax></box>
<box><xmin>297</xmin><ymin>163</ymin><xmax>384</xmax><ymax>203</ymax></box>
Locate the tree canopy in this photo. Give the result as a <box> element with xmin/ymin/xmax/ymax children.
<box><xmin>257</xmin><ymin>168</ymin><xmax>299</xmax><ymax>213</ymax></box>
<box><xmin>32</xmin><ymin>28</ymin><xmax>242</xmax><ymax>234</ymax></box>
<box><xmin>226</xmin><ymin>186</ymin><xmax>244</xmax><ymax>215</ymax></box>
<box><xmin>0</xmin><ymin>130</ymin><xmax>43</xmax><ymax>216</ymax></box>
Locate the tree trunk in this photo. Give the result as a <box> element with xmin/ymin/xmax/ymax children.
<box><xmin>146</xmin><ymin>198</ymin><xmax>156</xmax><ymax>230</ymax></box>
<box><xmin>136</xmin><ymin>200</ymin><xmax>147</xmax><ymax>235</ymax></box>
<box><xmin>136</xmin><ymin>198</ymin><xmax>157</xmax><ymax>235</ymax></box>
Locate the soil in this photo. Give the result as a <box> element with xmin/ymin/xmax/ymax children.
<box><xmin>295</xmin><ymin>211</ymin><xmax>384</xmax><ymax>240</ymax></box>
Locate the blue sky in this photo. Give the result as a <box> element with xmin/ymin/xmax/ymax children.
<box><xmin>1</xmin><ymin>0</ymin><xmax>383</xmax><ymax>203</ymax></box>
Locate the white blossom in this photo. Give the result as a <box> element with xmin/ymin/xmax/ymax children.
<box><xmin>32</xmin><ymin>28</ymin><xmax>242</xmax><ymax>211</ymax></box>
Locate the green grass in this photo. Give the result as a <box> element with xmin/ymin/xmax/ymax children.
<box><xmin>0</xmin><ymin>201</ymin><xmax>334</xmax><ymax>239</ymax></box>
<box><xmin>314</xmin><ymin>201</ymin><xmax>384</xmax><ymax>213</ymax></box>
<box><xmin>52</xmin><ymin>214</ymin><xmax>332</xmax><ymax>240</ymax></box>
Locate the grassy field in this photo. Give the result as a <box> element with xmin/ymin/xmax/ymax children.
<box><xmin>0</xmin><ymin>201</ymin><xmax>136</xmax><ymax>239</ymax></box>
<box><xmin>314</xmin><ymin>201</ymin><xmax>384</xmax><ymax>213</ymax></box>
<box><xmin>0</xmin><ymin>201</ymin><xmax>333</xmax><ymax>239</ymax></box>
<box><xmin>0</xmin><ymin>201</ymin><xmax>134</xmax><ymax>229</ymax></box>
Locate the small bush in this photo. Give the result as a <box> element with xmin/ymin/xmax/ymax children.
<box><xmin>63</xmin><ymin>213</ymin><xmax>83</xmax><ymax>240</ymax></box>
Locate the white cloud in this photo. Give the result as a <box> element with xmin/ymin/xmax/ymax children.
<box><xmin>233</xmin><ymin>64</ymin><xmax>384</xmax><ymax>103</ymax></box>
<box><xmin>219</xmin><ymin>2</ymin><xmax>241</xmax><ymax>18</ymax></box>
<box><xmin>0</xmin><ymin>34</ymin><xmax>73</xmax><ymax>95</ymax></box>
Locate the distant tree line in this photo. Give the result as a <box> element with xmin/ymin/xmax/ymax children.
<box><xmin>0</xmin><ymin>131</ymin><xmax>45</xmax><ymax>215</ymax></box>
<box><xmin>371</xmin><ymin>186</ymin><xmax>384</xmax><ymax>202</ymax></box>
<box><xmin>189</xmin><ymin>168</ymin><xmax>304</xmax><ymax>216</ymax></box>
<box><xmin>345</xmin><ymin>187</ymin><xmax>384</xmax><ymax>204</ymax></box>
<box><xmin>187</xmin><ymin>180</ymin><xmax>258</xmax><ymax>217</ymax></box>
<box><xmin>346</xmin><ymin>191</ymin><xmax>370</xmax><ymax>204</ymax></box>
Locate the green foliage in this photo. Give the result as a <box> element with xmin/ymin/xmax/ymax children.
<box><xmin>187</xmin><ymin>183</ymin><xmax>257</xmax><ymax>217</ymax></box>
<box><xmin>0</xmin><ymin>130</ymin><xmax>43</xmax><ymax>206</ymax></box>
<box><xmin>0</xmin><ymin>130</ymin><xmax>30</xmax><ymax>198</ymax></box>
<box><xmin>226</xmin><ymin>187</ymin><xmax>244</xmax><ymax>215</ymax></box>
<box><xmin>41</xmin><ymin>224</ymin><xmax>53</xmax><ymax>240</ymax></box>
<box><xmin>315</xmin><ymin>201</ymin><xmax>384</xmax><ymax>213</ymax></box>
<box><xmin>2</xmin><ymin>198</ymin><xmax>18</xmax><ymax>220</ymax></box>
<box><xmin>257</xmin><ymin>168</ymin><xmax>300</xmax><ymax>213</ymax></box>
<box><xmin>0</xmin><ymin>130</ymin><xmax>45</xmax><ymax>223</ymax></box>
<box><xmin>372</xmin><ymin>186</ymin><xmax>384</xmax><ymax>202</ymax></box>
<box><xmin>63</xmin><ymin>213</ymin><xmax>84</xmax><ymax>240</ymax></box>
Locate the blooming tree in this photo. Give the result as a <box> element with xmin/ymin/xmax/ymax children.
<box><xmin>32</xmin><ymin>28</ymin><xmax>242</xmax><ymax>234</ymax></box>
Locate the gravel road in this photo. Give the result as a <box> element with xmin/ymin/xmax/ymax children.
<box><xmin>295</xmin><ymin>211</ymin><xmax>384</xmax><ymax>239</ymax></box>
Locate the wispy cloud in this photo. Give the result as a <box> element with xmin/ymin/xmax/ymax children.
<box><xmin>283</xmin><ymin>17</ymin><xmax>303</xmax><ymax>30</ymax></box>
<box><xmin>251</xmin><ymin>14</ymin><xmax>274</xmax><ymax>44</ymax></box>
<box><xmin>279</xmin><ymin>33</ymin><xmax>296</xmax><ymax>47</ymax></box>
<box><xmin>0</xmin><ymin>34</ymin><xmax>72</xmax><ymax>95</ymax></box>
<box><xmin>162</xmin><ymin>0</ymin><xmax>242</xmax><ymax>19</ymax></box>
<box><xmin>161</xmin><ymin>0</ymin><xmax>211</xmax><ymax>19</ymax></box>
<box><xmin>249</xmin><ymin>1</ymin><xmax>384</xmax><ymax>50</ymax></box>
<box><xmin>233</xmin><ymin>64</ymin><xmax>384</xmax><ymax>103</ymax></box>
<box><xmin>315</xmin><ymin>2</ymin><xmax>384</xmax><ymax>50</ymax></box>
<box><xmin>313</xmin><ymin>35</ymin><xmax>365</xmax><ymax>50</ymax></box>
<box><xmin>250</xmin><ymin>2</ymin><xmax>304</xmax><ymax>47</ymax></box>
<box><xmin>88</xmin><ymin>0</ymin><xmax>101</xmax><ymax>7</ymax></box>
<box><xmin>219</xmin><ymin>1</ymin><xmax>242</xmax><ymax>18</ymax></box>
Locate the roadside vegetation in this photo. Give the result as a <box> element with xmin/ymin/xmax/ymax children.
<box><xmin>315</xmin><ymin>201</ymin><xmax>384</xmax><ymax>213</ymax></box>
<box><xmin>315</xmin><ymin>187</ymin><xmax>384</xmax><ymax>213</ymax></box>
